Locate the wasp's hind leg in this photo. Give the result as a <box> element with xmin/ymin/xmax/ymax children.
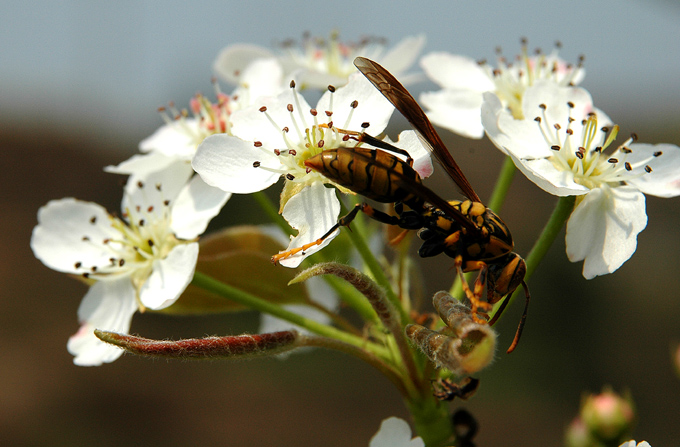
<box><xmin>454</xmin><ymin>257</ymin><xmax>493</xmax><ymax>323</ymax></box>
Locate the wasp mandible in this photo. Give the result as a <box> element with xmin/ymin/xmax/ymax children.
<box><xmin>273</xmin><ymin>57</ymin><xmax>530</xmax><ymax>353</ymax></box>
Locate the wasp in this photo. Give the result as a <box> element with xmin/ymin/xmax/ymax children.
<box><xmin>273</xmin><ymin>57</ymin><xmax>530</xmax><ymax>353</ymax></box>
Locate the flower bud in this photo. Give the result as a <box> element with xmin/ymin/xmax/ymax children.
<box><xmin>579</xmin><ymin>388</ymin><xmax>635</xmax><ymax>444</ymax></box>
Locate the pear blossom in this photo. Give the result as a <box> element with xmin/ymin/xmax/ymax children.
<box><xmin>619</xmin><ymin>441</ymin><xmax>651</xmax><ymax>447</ymax></box>
<box><xmin>106</xmin><ymin>58</ymin><xmax>285</xmax><ymax>195</ymax></box>
<box><xmin>214</xmin><ymin>32</ymin><xmax>426</xmax><ymax>90</ymax></box>
<box><xmin>369</xmin><ymin>417</ymin><xmax>424</xmax><ymax>447</ymax></box>
<box><xmin>31</xmin><ymin>167</ymin><xmax>225</xmax><ymax>366</ymax></box>
<box><xmin>193</xmin><ymin>73</ymin><xmax>432</xmax><ymax>267</ymax></box>
<box><xmin>482</xmin><ymin>82</ymin><xmax>680</xmax><ymax>279</ymax></box>
<box><xmin>420</xmin><ymin>41</ymin><xmax>585</xmax><ymax>138</ymax></box>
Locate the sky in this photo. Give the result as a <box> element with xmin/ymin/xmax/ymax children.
<box><xmin>2</xmin><ymin>0</ymin><xmax>679</xmax><ymax>138</ymax></box>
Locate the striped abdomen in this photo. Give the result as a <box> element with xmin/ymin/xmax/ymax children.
<box><xmin>305</xmin><ymin>147</ymin><xmax>422</xmax><ymax>204</ymax></box>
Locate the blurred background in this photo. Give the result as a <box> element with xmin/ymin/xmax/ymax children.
<box><xmin>2</xmin><ymin>1</ymin><xmax>680</xmax><ymax>445</ymax></box>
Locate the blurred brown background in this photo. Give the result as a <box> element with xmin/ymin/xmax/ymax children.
<box><xmin>3</xmin><ymin>2</ymin><xmax>680</xmax><ymax>446</ymax></box>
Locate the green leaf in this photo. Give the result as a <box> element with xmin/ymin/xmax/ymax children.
<box><xmin>158</xmin><ymin>226</ymin><xmax>309</xmax><ymax>315</ymax></box>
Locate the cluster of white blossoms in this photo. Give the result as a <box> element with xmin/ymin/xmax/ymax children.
<box><xmin>31</xmin><ymin>33</ymin><xmax>427</xmax><ymax>366</ymax></box>
<box><xmin>421</xmin><ymin>41</ymin><xmax>680</xmax><ymax>279</ymax></box>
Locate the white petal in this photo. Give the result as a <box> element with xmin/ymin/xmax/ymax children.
<box><xmin>139</xmin><ymin>242</ymin><xmax>199</xmax><ymax>310</ymax></box>
<box><xmin>138</xmin><ymin>119</ymin><xmax>200</xmax><ymax>158</ymax></box>
<box><xmin>420</xmin><ymin>52</ymin><xmax>494</xmax><ymax>91</ymax></box>
<box><xmin>231</xmin><ymin>58</ymin><xmax>285</xmax><ymax>107</ymax></box>
<box><xmin>31</xmin><ymin>198</ymin><xmax>120</xmax><ymax>274</ymax></box>
<box><xmin>384</xmin><ymin>131</ymin><xmax>434</xmax><ymax>178</ymax></box>
<box><xmin>213</xmin><ymin>43</ymin><xmax>275</xmax><ymax>84</ymax></box>
<box><xmin>520</xmin><ymin>82</ymin><xmax>597</xmax><ymax>132</ymax></box>
<box><xmin>626</xmin><ymin>143</ymin><xmax>680</xmax><ymax>198</ymax></box>
<box><xmin>121</xmin><ymin>160</ymin><xmax>194</xmax><ymax>217</ymax></box>
<box><xmin>277</xmin><ymin>183</ymin><xmax>341</xmax><ymax>268</ymax></box>
<box><xmin>378</xmin><ymin>34</ymin><xmax>426</xmax><ymax>74</ymax></box>
<box><xmin>171</xmin><ymin>175</ymin><xmax>231</xmax><ymax>239</ymax></box>
<box><xmin>193</xmin><ymin>134</ymin><xmax>280</xmax><ymax>193</ymax></box>
<box><xmin>316</xmin><ymin>73</ymin><xmax>394</xmax><ymax>134</ymax></box>
<box><xmin>107</xmin><ymin>153</ymin><xmax>193</xmax><ymax>198</ymax></box>
<box><xmin>230</xmin><ymin>89</ymin><xmax>312</xmax><ymax>147</ymax></box>
<box><xmin>369</xmin><ymin>417</ymin><xmax>424</xmax><ymax>447</ymax></box>
<box><xmin>105</xmin><ymin>152</ymin><xmax>187</xmax><ymax>177</ymax></box>
<box><xmin>420</xmin><ymin>89</ymin><xmax>485</xmax><ymax>139</ymax></box>
<box><xmin>512</xmin><ymin>156</ymin><xmax>590</xmax><ymax>196</ymax></box>
<box><xmin>566</xmin><ymin>186</ymin><xmax>647</xmax><ymax>279</ymax></box>
<box><xmin>67</xmin><ymin>277</ymin><xmax>138</xmax><ymax>366</ymax></box>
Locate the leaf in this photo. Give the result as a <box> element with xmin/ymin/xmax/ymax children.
<box><xmin>158</xmin><ymin>226</ymin><xmax>309</xmax><ymax>315</ymax></box>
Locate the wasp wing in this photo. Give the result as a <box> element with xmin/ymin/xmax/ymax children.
<box><xmin>354</xmin><ymin>56</ymin><xmax>481</xmax><ymax>203</ymax></box>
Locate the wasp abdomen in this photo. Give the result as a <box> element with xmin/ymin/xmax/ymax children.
<box><xmin>305</xmin><ymin>147</ymin><xmax>421</xmax><ymax>204</ymax></box>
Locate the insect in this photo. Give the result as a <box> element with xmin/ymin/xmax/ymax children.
<box><xmin>272</xmin><ymin>57</ymin><xmax>530</xmax><ymax>353</ymax></box>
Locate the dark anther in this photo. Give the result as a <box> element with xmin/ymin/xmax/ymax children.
<box><xmin>625</xmin><ymin>162</ymin><xmax>632</xmax><ymax>171</ymax></box>
<box><xmin>254</xmin><ymin>141</ymin><xmax>263</xmax><ymax>147</ymax></box>
<box><xmin>327</xmin><ymin>85</ymin><xmax>336</xmax><ymax>93</ymax></box>
<box><xmin>645</xmin><ymin>165</ymin><xmax>652</xmax><ymax>173</ymax></box>
<box><xmin>286</xmin><ymin>173</ymin><xmax>295</xmax><ymax>180</ymax></box>
<box><xmin>608</xmin><ymin>158</ymin><xmax>618</xmax><ymax>163</ymax></box>
<box><xmin>350</xmin><ymin>100</ymin><xmax>358</xmax><ymax>108</ymax></box>
<box><xmin>259</xmin><ymin>106</ymin><xmax>267</xmax><ymax>112</ymax></box>
<box><xmin>289</xmin><ymin>80</ymin><xmax>296</xmax><ymax>88</ymax></box>
<box><xmin>287</xmin><ymin>104</ymin><xmax>294</xmax><ymax>112</ymax></box>
<box><xmin>253</xmin><ymin>161</ymin><xmax>261</xmax><ymax>167</ymax></box>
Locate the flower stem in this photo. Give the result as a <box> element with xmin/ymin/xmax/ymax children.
<box><xmin>486</xmin><ymin>156</ymin><xmax>517</xmax><ymax>213</ymax></box>
<box><xmin>490</xmin><ymin>195</ymin><xmax>575</xmax><ymax>319</ymax></box>
<box><xmin>252</xmin><ymin>191</ymin><xmax>290</xmax><ymax>235</ymax></box>
<box><xmin>191</xmin><ymin>271</ymin><xmax>390</xmax><ymax>358</ymax></box>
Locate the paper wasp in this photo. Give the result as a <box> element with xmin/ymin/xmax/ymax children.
<box><xmin>273</xmin><ymin>57</ymin><xmax>530</xmax><ymax>353</ymax></box>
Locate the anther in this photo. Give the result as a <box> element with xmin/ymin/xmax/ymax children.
<box><xmin>631</xmin><ymin>133</ymin><xmax>638</xmax><ymax>141</ymax></box>
<box><xmin>274</xmin><ymin>149</ymin><xmax>281</xmax><ymax>156</ymax></box>
<box><xmin>289</xmin><ymin>149</ymin><xmax>296</xmax><ymax>156</ymax></box>
<box><xmin>575</xmin><ymin>151</ymin><xmax>584</xmax><ymax>159</ymax></box>
<box><xmin>163</xmin><ymin>200</ymin><xmax>170</xmax><ymax>206</ymax></box>
<box><xmin>567</xmin><ymin>102</ymin><xmax>575</xmax><ymax>109</ymax></box>
<box><xmin>539</xmin><ymin>104</ymin><xmax>547</xmax><ymax>110</ymax></box>
<box><xmin>119</xmin><ymin>259</ymin><xmax>125</xmax><ymax>267</ymax></box>
<box><xmin>342</xmin><ymin>135</ymin><xmax>350</xmax><ymax>141</ymax></box>
<box><xmin>318</xmin><ymin>140</ymin><xmax>325</xmax><ymax>148</ymax></box>
<box><xmin>361</xmin><ymin>122</ymin><xmax>370</xmax><ymax>129</ymax></box>
<box><xmin>82</xmin><ymin>236</ymin><xmax>90</xmax><ymax>242</ymax></box>
<box><xmin>90</xmin><ymin>216</ymin><xmax>97</xmax><ymax>224</ymax></box>
<box><xmin>290</xmin><ymin>80</ymin><xmax>296</xmax><ymax>88</ymax></box>
<box><xmin>286</xmin><ymin>173</ymin><xmax>295</xmax><ymax>180</ymax></box>
<box><xmin>91</xmin><ymin>266</ymin><xmax>97</xmax><ymax>273</ymax></box>
<box><xmin>622</xmin><ymin>147</ymin><xmax>632</xmax><ymax>154</ymax></box>
<box><xmin>327</xmin><ymin>85</ymin><xmax>336</xmax><ymax>93</ymax></box>
<box><xmin>645</xmin><ymin>165</ymin><xmax>652</xmax><ymax>173</ymax></box>
<box><xmin>148</xmin><ymin>239</ymin><xmax>154</xmax><ymax>247</ymax></box>
<box><xmin>139</xmin><ymin>219</ymin><xmax>145</xmax><ymax>227</ymax></box>
<box><xmin>287</xmin><ymin>104</ymin><xmax>294</xmax><ymax>112</ymax></box>
<box><xmin>625</xmin><ymin>162</ymin><xmax>632</xmax><ymax>171</ymax></box>
<box><xmin>74</xmin><ymin>262</ymin><xmax>82</xmax><ymax>269</ymax></box>
<box><xmin>253</xmin><ymin>161</ymin><xmax>261</xmax><ymax>168</ymax></box>
<box><xmin>534</xmin><ymin>117</ymin><xmax>542</xmax><ymax>123</ymax></box>
<box><xmin>82</xmin><ymin>273</ymin><xmax>90</xmax><ymax>279</ymax></box>
<box><xmin>554</xmin><ymin>124</ymin><xmax>562</xmax><ymax>130</ymax></box>
<box><xmin>103</xmin><ymin>238</ymin><xmax>110</xmax><ymax>244</ymax></box>
<box><xmin>310</xmin><ymin>109</ymin><xmax>318</xmax><ymax>116</ymax></box>
<box><xmin>147</xmin><ymin>206</ymin><xmax>154</xmax><ymax>213</ymax></box>
<box><xmin>654</xmin><ymin>151</ymin><xmax>663</xmax><ymax>157</ymax></box>
<box><xmin>282</xmin><ymin>127</ymin><xmax>289</xmax><ymax>132</ymax></box>
<box><xmin>155</xmin><ymin>183</ymin><xmax>162</xmax><ymax>192</ymax></box>
<box><xmin>254</xmin><ymin>141</ymin><xmax>263</xmax><ymax>147</ymax></box>
<box><xmin>350</xmin><ymin>100</ymin><xmax>358</xmax><ymax>108</ymax></box>
<box><xmin>325</xmin><ymin>111</ymin><xmax>333</xmax><ymax>117</ymax></box>
<box><xmin>566</xmin><ymin>129</ymin><xmax>573</xmax><ymax>135</ymax></box>
<box><xmin>601</xmin><ymin>127</ymin><xmax>609</xmax><ymax>133</ymax></box>
<box><xmin>137</xmin><ymin>181</ymin><xmax>144</xmax><ymax>188</ymax></box>
<box><xmin>259</xmin><ymin>106</ymin><xmax>267</xmax><ymax>112</ymax></box>
<box><xmin>551</xmin><ymin>145</ymin><xmax>561</xmax><ymax>151</ymax></box>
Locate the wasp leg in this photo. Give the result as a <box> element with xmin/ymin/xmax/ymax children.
<box><xmin>332</xmin><ymin>127</ymin><xmax>415</xmax><ymax>166</ymax></box>
<box><xmin>504</xmin><ymin>280</ymin><xmax>530</xmax><ymax>354</ymax></box>
<box><xmin>454</xmin><ymin>257</ymin><xmax>492</xmax><ymax>323</ymax></box>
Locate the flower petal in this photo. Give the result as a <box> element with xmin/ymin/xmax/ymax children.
<box><xmin>139</xmin><ymin>242</ymin><xmax>199</xmax><ymax>310</ymax></box>
<box><xmin>213</xmin><ymin>43</ymin><xmax>275</xmax><ymax>85</ymax></box>
<box><xmin>566</xmin><ymin>186</ymin><xmax>647</xmax><ymax>279</ymax></box>
<box><xmin>421</xmin><ymin>88</ymin><xmax>485</xmax><ymax>139</ymax></box>
<box><xmin>138</xmin><ymin>119</ymin><xmax>200</xmax><ymax>158</ymax></box>
<box><xmin>193</xmin><ymin>134</ymin><xmax>280</xmax><ymax>193</ymax></box>
<box><xmin>315</xmin><ymin>73</ymin><xmax>394</xmax><ymax>135</ymax></box>
<box><xmin>512</xmin><ymin>155</ymin><xmax>590</xmax><ymax>196</ymax></box>
<box><xmin>231</xmin><ymin>58</ymin><xmax>285</xmax><ymax>108</ymax></box>
<box><xmin>420</xmin><ymin>52</ymin><xmax>494</xmax><ymax>91</ymax></box>
<box><xmin>379</xmin><ymin>34</ymin><xmax>426</xmax><ymax>75</ymax></box>
<box><xmin>625</xmin><ymin>143</ymin><xmax>680</xmax><ymax>198</ymax></box>
<box><xmin>121</xmin><ymin>160</ymin><xmax>194</xmax><ymax>217</ymax></box>
<box><xmin>369</xmin><ymin>417</ymin><xmax>424</xmax><ymax>447</ymax></box>
<box><xmin>171</xmin><ymin>175</ymin><xmax>232</xmax><ymax>240</ymax></box>
<box><xmin>31</xmin><ymin>198</ymin><xmax>120</xmax><ymax>274</ymax></box>
<box><xmin>277</xmin><ymin>182</ymin><xmax>341</xmax><ymax>268</ymax></box>
<box><xmin>67</xmin><ymin>277</ymin><xmax>138</xmax><ymax>366</ymax></box>
<box><xmin>384</xmin><ymin>131</ymin><xmax>434</xmax><ymax>178</ymax></box>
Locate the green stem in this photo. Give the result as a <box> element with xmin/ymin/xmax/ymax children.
<box><xmin>191</xmin><ymin>271</ymin><xmax>390</xmax><ymax>359</ymax></box>
<box><xmin>490</xmin><ymin>195</ymin><xmax>575</xmax><ymax>319</ymax></box>
<box><xmin>252</xmin><ymin>191</ymin><xmax>290</xmax><ymax>235</ymax></box>
<box><xmin>486</xmin><ymin>156</ymin><xmax>517</xmax><ymax>213</ymax></box>
<box><xmin>339</xmin><ymin>202</ymin><xmax>408</xmax><ymax>323</ymax></box>
<box><xmin>407</xmin><ymin>396</ymin><xmax>454</xmax><ymax>447</ymax></box>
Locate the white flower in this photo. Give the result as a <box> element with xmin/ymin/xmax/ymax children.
<box><xmin>420</xmin><ymin>42</ymin><xmax>585</xmax><ymax>139</ymax></box>
<box><xmin>369</xmin><ymin>417</ymin><xmax>424</xmax><ymax>447</ymax></box>
<box><xmin>106</xmin><ymin>58</ymin><xmax>285</xmax><ymax>195</ymax></box>
<box><xmin>619</xmin><ymin>441</ymin><xmax>652</xmax><ymax>447</ymax></box>
<box><xmin>482</xmin><ymin>82</ymin><xmax>680</xmax><ymax>279</ymax></box>
<box><xmin>31</xmin><ymin>168</ymin><xmax>225</xmax><ymax>366</ymax></box>
<box><xmin>193</xmin><ymin>73</ymin><xmax>408</xmax><ymax>267</ymax></box>
<box><xmin>214</xmin><ymin>32</ymin><xmax>426</xmax><ymax>90</ymax></box>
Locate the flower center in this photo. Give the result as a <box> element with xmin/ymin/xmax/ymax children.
<box><xmin>533</xmin><ymin>104</ymin><xmax>656</xmax><ymax>190</ymax></box>
<box><xmin>75</xmin><ymin>182</ymin><xmax>180</xmax><ymax>286</ymax></box>
<box><xmin>483</xmin><ymin>40</ymin><xmax>584</xmax><ymax>119</ymax></box>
